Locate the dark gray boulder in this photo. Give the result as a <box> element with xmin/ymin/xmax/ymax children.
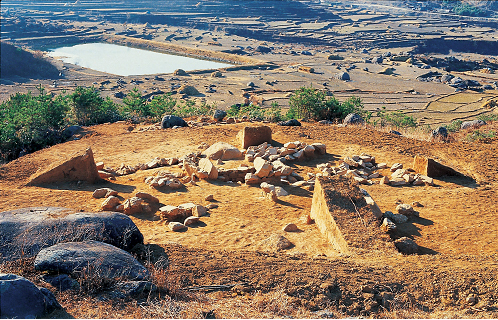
<box><xmin>461</xmin><ymin>119</ymin><xmax>486</xmax><ymax>130</ymax></box>
<box><xmin>278</xmin><ymin>119</ymin><xmax>301</xmax><ymax>126</ymax></box>
<box><xmin>394</xmin><ymin>237</ymin><xmax>418</xmax><ymax>255</ymax></box>
<box><xmin>343</xmin><ymin>113</ymin><xmax>364</xmax><ymax>126</ymax></box>
<box><xmin>0</xmin><ymin>273</ymin><xmax>61</xmax><ymax>318</ymax></box>
<box><xmin>0</xmin><ymin>207</ymin><xmax>143</xmax><ymax>261</ymax></box>
<box><xmin>432</xmin><ymin>126</ymin><xmax>448</xmax><ymax>139</ymax></box>
<box><xmin>42</xmin><ymin>274</ymin><xmax>80</xmax><ymax>291</ymax></box>
<box><xmin>389</xmin><ymin>130</ymin><xmax>402</xmax><ymax>136</ymax></box>
<box><xmin>161</xmin><ymin>115</ymin><xmax>188</xmax><ymax>129</ymax></box>
<box><xmin>334</xmin><ymin>72</ymin><xmax>350</xmax><ymax>81</ymax></box>
<box><xmin>213</xmin><ymin>109</ymin><xmax>227</xmax><ymax>121</ymax></box>
<box><xmin>34</xmin><ymin>241</ymin><xmax>149</xmax><ymax>281</ymax></box>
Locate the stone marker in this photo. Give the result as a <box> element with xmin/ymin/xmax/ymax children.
<box><xmin>413</xmin><ymin>155</ymin><xmax>461</xmax><ymax>177</ymax></box>
<box><xmin>28</xmin><ymin>147</ymin><xmax>101</xmax><ymax>185</ymax></box>
<box><xmin>237</xmin><ymin>126</ymin><xmax>272</xmax><ymax>149</ymax></box>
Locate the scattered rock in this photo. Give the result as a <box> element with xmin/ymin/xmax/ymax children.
<box><xmin>184</xmin><ymin>216</ymin><xmax>200</xmax><ymax>226</ymax></box>
<box><xmin>211</xmin><ymin>70</ymin><xmax>222</xmax><ymax>78</ymax></box>
<box><xmin>102</xmin><ymin>196</ymin><xmax>121</xmax><ymax>211</ymax></box>
<box><xmin>169</xmin><ymin>222</ymin><xmax>185</xmax><ymax>231</ymax></box>
<box><xmin>432</xmin><ymin>126</ymin><xmax>448</xmax><ymax>140</ymax></box>
<box><xmin>262</xmin><ymin>234</ymin><xmax>293</xmax><ymax>250</ymax></box>
<box><xmin>161</xmin><ymin>115</ymin><xmax>188</xmax><ymax>129</ymax></box>
<box><xmin>278</xmin><ymin>119</ymin><xmax>301</xmax><ymax>126</ymax></box>
<box><xmin>205</xmin><ymin>194</ymin><xmax>214</xmax><ymax>201</ymax></box>
<box><xmin>390</xmin><ymin>163</ymin><xmax>403</xmax><ymax>172</ymax></box>
<box><xmin>34</xmin><ymin>240</ymin><xmax>149</xmax><ymax>280</ymax></box>
<box><xmin>135</xmin><ymin>192</ymin><xmax>159</xmax><ymax>203</ymax></box>
<box><xmin>206</xmin><ymin>203</ymin><xmax>218</xmax><ymax>210</ymax></box>
<box><xmin>203</xmin><ymin>142</ymin><xmax>242</xmax><ymax>160</ymax></box>
<box><xmin>114</xmin><ymin>281</ymin><xmax>157</xmax><ymax>297</ymax></box>
<box><xmin>120</xmin><ymin>197</ymin><xmax>144</xmax><ymax>215</ymax></box>
<box><xmin>394</xmin><ymin>237</ymin><xmax>418</xmax><ymax>255</ymax></box>
<box><xmin>335</xmin><ymin>72</ymin><xmax>350</xmax><ymax>81</ymax></box>
<box><xmin>192</xmin><ymin>205</ymin><xmax>207</xmax><ymax>217</ymax></box>
<box><xmin>93</xmin><ymin>188</ymin><xmax>118</xmax><ymax>199</ymax></box>
<box><xmin>0</xmin><ymin>273</ymin><xmax>61</xmax><ymax>318</ymax></box>
<box><xmin>213</xmin><ymin>109</ymin><xmax>227</xmax><ymax>121</ymax></box>
<box><xmin>384</xmin><ymin>211</ymin><xmax>408</xmax><ymax>224</ymax></box>
<box><xmin>173</xmin><ymin>69</ymin><xmax>187</xmax><ymax>76</ymax></box>
<box><xmin>283</xmin><ymin>223</ymin><xmax>299</xmax><ymax>232</ymax></box>
<box><xmin>245</xmin><ymin>173</ymin><xmax>261</xmax><ymax>184</ymax></box>
<box><xmin>396</xmin><ymin>204</ymin><xmax>416</xmax><ymax>216</ymax></box>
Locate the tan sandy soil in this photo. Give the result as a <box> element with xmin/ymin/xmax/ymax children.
<box><xmin>1</xmin><ymin>121</ymin><xmax>498</xmax><ymax>317</ymax></box>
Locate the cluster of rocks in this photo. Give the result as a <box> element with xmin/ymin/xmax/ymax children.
<box><xmin>315</xmin><ymin>155</ymin><xmax>434</xmax><ymax>187</ymax></box>
<box><xmin>377</xmin><ymin>203</ymin><xmax>420</xmax><ymax>255</ymax></box>
<box><xmin>0</xmin><ymin>208</ymin><xmax>152</xmax><ymax>318</ymax></box>
<box><xmin>144</xmin><ymin>172</ymin><xmax>184</xmax><ymax>189</ymax></box>
<box><xmin>159</xmin><ymin>201</ymin><xmax>210</xmax><ymax>231</ymax></box>
<box><xmin>96</xmin><ymin>189</ymin><xmax>161</xmax><ymax>215</ymax></box>
<box><xmin>260</xmin><ymin>181</ymin><xmax>289</xmax><ymax>201</ymax></box>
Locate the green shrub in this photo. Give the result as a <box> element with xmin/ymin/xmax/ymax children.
<box><xmin>173</xmin><ymin>100</ymin><xmax>216</xmax><ymax>118</ymax></box>
<box><xmin>453</xmin><ymin>3</ymin><xmax>486</xmax><ymax>17</ymax></box>
<box><xmin>374</xmin><ymin>107</ymin><xmax>417</xmax><ymax>128</ymax></box>
<box><xmin>477</xmin><ymin>114</ymin><xmax>498</xmax><ymax>122</ymax></box>
<box><xmin>148</xmin><ymin>94</ymin><xmax>178</xmax><ymax>121</ymax></box>
<box><xmin>122</xmin><ymin>88</ymin><xmax>148</xmax><ymax>118</ymax></box>
<box><xmin>0</xmin><ymin>85</ymin><xmax>69</xmax><ymax>160</ymax></box>
<box><xmin>226</xmin><ymin>104</ymin><xmax>242</xmax><ymax>118</ymax></box>
<box><xmin>68</xmin><ymin>86</ymin><xmax>120</xmax><ymax>125</ymax></box>
<box><xmin>465</xmin><ymin>130</ymin><xmax>496</xmax><ymax>142</ymax></box>
<box><xmin>266</xmin><ymin>101</ymin><xmax>284</xmax><ymax>122</ymax></box>
<box><xmin>445</xmin><ymin>120</ymin><xmax>463</xmax><ymax>132</ymax></box>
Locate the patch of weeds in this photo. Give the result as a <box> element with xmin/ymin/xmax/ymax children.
<box><xmin>373</xmin><ymin>107</ymin><xmax>417</xmax><ymax>128</ymax></box>
<box><xmin>465</xmin><ymin>130</ymin><xmax>496</xmax><ymax>142</ymax></box>
<box><xmin>444</xmin><ymin>120</ymin><xmax>462</xmax><ymax>132</ymax></box>
<box><xmin>478</xmin><ymin>114</ymin><xmax>498</xmax><ymax>122</ymax></box>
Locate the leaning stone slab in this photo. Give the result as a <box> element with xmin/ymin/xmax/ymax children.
<box><xmin>34</xmin><ymin>241</ymin><xmax>149</xmax><ymax>281</ymax></box>
<box><xmin>237</xmin><ymin>126</ymin><xmax>272</xmax><ymax>149</ymax></box>
<box><xmin>413</xmin><ymin>155</ymin><xmax>461</xmax><ymax>178</ymax></box>
<box><xmin>0</xmin><ymin>273</ymin><xmax>61</xmax><ymax>319</ymax></box>
<box><xmin>310</xmin><ymin>176</ymin><xmax>395</xmax><ymax>255</ymax></box>
<box><xmin>27</xmin><ymin>147</ymin><xmax>101</xmax><ymax>185</ymax></box>
<box><xmin>0</xmin><ymin>207</ymin><xmax>143</xmax><ymax>261</ymax></box>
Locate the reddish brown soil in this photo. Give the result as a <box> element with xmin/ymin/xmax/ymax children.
<box><xmin>1</xmin><ymin>121</ymin><xmax>498</xmax><ymax>317</ymax></box>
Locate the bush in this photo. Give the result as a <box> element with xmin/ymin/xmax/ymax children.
<box><xmin>0</xmin><ymin>85</ymin><xmax>69</xmax><ymax>160</ymax></box>
<box><xmin>288</xmin><ymin>86</ymin><xmax>368</xmax><ymax>121</ymax></box>
<box><xmin>148</xmin><ymin>94</ymin><xmax>178</xmax><ymax>121</ymax></box>
<box><xmin>478</xmin><ymin>114</ymin><xmax>498</xmax><ymax>122</ymax></box>
<box><xmin>68</xmin><ymin>86</ymin><xmax>120</xmax><ymax>125</ymax></box>
<box><xmin>465</xmin><ymin>130</ymin><xmax>496</xmax><ymax>142</ymax></box>
<box><xmin>445</xmin><ymin>119</ymin><xmax>463</xmax><ymax>132</ymax></box>
<box><xmin>122</xmin><ymin>88</ymin><xmax>148</xmax><ymax>119</ymax></box>
<box><xmin>374</xmin><ymin>107</ymin><xmax>417</xmax><ymax>128</ymax></box>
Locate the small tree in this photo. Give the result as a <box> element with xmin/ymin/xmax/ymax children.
<box><xmin>68</xmin><ymin>86</ymin><xmax>119</xmax><ymax>125</ymax></box>
<box><xmin>288</xmin><ymin>86</ymin><xmax>327</xmax><ymax>120</ymax></box>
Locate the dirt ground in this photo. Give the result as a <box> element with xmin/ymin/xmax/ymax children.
<box><xmin>1</xmin><ymin>121</ymin><xmax>498</xmax><ymax>318</ymax></box>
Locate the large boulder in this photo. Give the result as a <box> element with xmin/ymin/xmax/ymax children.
<box><xmin>461</xmin><ymin>119</ymin><xmax>486</xmax><ymax>130</ymax></box>
<box><xmin>237</xmin><ymin>126</ymin><xmax>272</xmax><ymax>149</ymax></box>
<box><xmin>0</xmin><ymin>207</ymin><xmax>143</xmax><ymax>260</ymax></box>
<box><xmin>334</xmin><ymin>72</ymin><xmax>350</xmax><ymax>81</ymax></box>
<box><xmin>343</xmin><ymin>113</ymin><xmax>364</xmax><ymax>126</ymax></box>
<box><xmin>0</xmin><ymin>273</ymin><xmax>61</xmax><ymax>318</ymax></box>
<box><xmin>161</xmin><ymin>115</ymin><xmax>188</xmax><ymax>129</ymax></box>
<box><xmin>278</xmin><ymin>119</ymin><xmax>301</xmax><ymax>126</ymax></box>
<box><xmin>202</xmin><ymin>142</ymin><xmax>242</xmax><ymax>160</ymax></box>
<box><xmin>213</xmin><ymin>109</ymin><xmax>227</xmax><ymax>121</ymax></box>
<box><xmin>431</xmin><ymin>126</ymin><xmax>448</xmax><ymax>139</ymax></box>
<box><xmin>27</xmin><ymin>147</ymin><xmax>101</xmax><ymax>185</ymax></box>
<box><xmin>34</xmin><ymin>241</ymin><xmax>149</xmax><ymax>281</ymax></box>
<box><xmin>179</xmin><ymin>85</ymin><xmax>200</xmax><ymax>96</ymax></box>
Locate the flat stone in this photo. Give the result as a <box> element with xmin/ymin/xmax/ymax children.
<box><xmin>184</xmin><ymin>216</ymin><xmax>200</xmax><ymax>226</ymax></box>
<box><xmin>102</xmin><ymin>196</ymin><xmax>121</xmax><ymax>211</ymax></box>
<box><xmin>135</xmin><ymin>192</ymin><xmax>159</xmax><ymax>203</ymax></box>
<box><xmin>198</xmin><ymin>158</ymin><xmax>219</xmax><ymax>180</ymax></box>
<box><xmin>390</xmin><ymin>163</ymin><xmax>403</xmax><ymax>172</ymax></box>
<box><xmin>203</xmin><ymin>142</ymin><xmax>242</xmax><ymax>160</ymax></box>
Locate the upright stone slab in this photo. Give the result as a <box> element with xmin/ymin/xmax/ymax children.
<box><xmin>27</xmin><ymin>147</ymin><xmax>101</xmax><ymax>185</ymax></box>
<box><xmin>310</xmin><ymin>176</ymin><xmax>394</xmax><ymax>255</ymax></box>
<box><xmin>237</xmin><ymin>126</ymin><xmax>272</xmax><ymax>149</ymax></box>
<box><xmin>413</xmin><ymin>155</ymin><xmax>461</xmax><ymax>177</ymax></box>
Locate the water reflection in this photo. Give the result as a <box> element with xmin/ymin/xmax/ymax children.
<box><xmin>47</xmin><ymin>42</ymin><xmax>232</xmax><ymax>76</ymax></box>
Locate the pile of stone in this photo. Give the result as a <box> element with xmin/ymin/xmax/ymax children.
<box><xmin>379</xmin><ymin>203</ymin><xmax>420</xmax><ymax>254</ymax></box>
<box><xmin>218</xmin><ymin>166</ymin><xmax>255</xmax><ymax>183</ymax></box>
<box><xmin>99</xmin><ymin>190</ymin><xmax>160</xmax><ymax>215</ymax></box>
<box><xmin>315</xmin><ymin>155</ymin><xmax>434</xmax><ymax>187</ymax></box>
<box><xmin>97</xmin><ymin>157</ymin><xmax>179</xmax><ymax>178</ymax></box>
<box><xmin>260</xmin><ymin>182</ymin><xmax>288</xmax><ymax>202</ymax></box>
<box><xmin>159</xmin><ymin>203</ymin><xmax>207</xmax><ymax>231</ymax></box>
<box><xmin>245</xmin><ymin>141</ymin><xmax>326</xmax><ymax>163</ymax></box>
<box><xmin>144</xmin><ymin>171</ymin><xmax>184</xmax><ymax>189</ymax></box>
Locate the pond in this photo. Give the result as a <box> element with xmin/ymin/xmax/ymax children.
<box><xmin>47</xmin><ymin>42</ymin><xmax>233</xmax><ymax>76</ymax></box>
